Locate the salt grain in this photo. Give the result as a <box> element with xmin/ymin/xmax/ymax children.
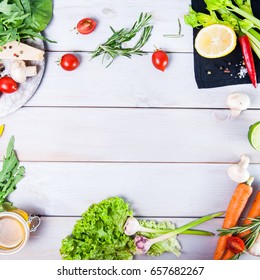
<box><xmin>237</xmin><ymin>66</ymin><xmax>248</xmax><ymax>79</ymax></box>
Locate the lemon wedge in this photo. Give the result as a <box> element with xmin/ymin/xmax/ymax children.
<box><xmin>195</xmin><ymin>24</ymin><xmax>237</xmax><ymax>58</ymax></box>
<box><xmin>0</xmin><ymin>124</ymin><xmax>4</xmax><ymax>137</ymax></box>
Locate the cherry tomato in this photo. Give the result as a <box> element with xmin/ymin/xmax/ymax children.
<box><xmin>0</xmin><ymin>76</ymin><xmax>18</xmax><ymax>94</ymax></box>
<box><xmin>76</xmin><ymin>18</ymin><xmax>96</xmax><ymax>35</ymax></box>
<box><xmin>152</xmin><ymin>49</ymin><xmax>168</xmax><ymax>72</ymax></box>
<box><xmin>60</xmin><ymin>54</ymin><xmax>80</xmax><ymax>71</ymax></box>
<box><xmin>226</xmin><ymin>236</ymin><xmax>245</xmax><ymax>254</ymax></box>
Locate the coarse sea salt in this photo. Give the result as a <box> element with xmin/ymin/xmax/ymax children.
<box><xmin>237</xmin><ymin>66</ymin><xmax>248</xmax><ymax>79</ymax></box>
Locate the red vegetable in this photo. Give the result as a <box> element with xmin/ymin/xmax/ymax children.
<box><xmin>59</xmin><ymin>54</ymin><xmax>80</xmax><ymax>71</ymax></box>
<box><xmin>239</xmin><ymin>35</ymin><xmax>257</xmax><ymax>88</ymax></box>
<box><xmin>226</xmin><ymin>236</ymin><xmax>245</xmax><ymax>254</ymax></box>
<box><xmin>152</xmin><ymin>49</ymin><xmax>168</xmax><ymax>72</ymax></box>
<box><xmin>0</xmin><ymin>76</ymin><xmax>18</xmax><ymax>94</ymax></box>
<box><xmin>77</xmin><ymin>18</ymin><xmax>96</xmax><ymax>35</ymax></box>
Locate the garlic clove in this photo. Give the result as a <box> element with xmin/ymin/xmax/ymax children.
<box><xmin>249</xmin><ymin>234</ymin><xmax>260</xmax><ymax>257</ymax></box>
<box><xmin>226</xmin><ymin>93</ymin><xmax>250</xmax><ymax>117</ymax></box>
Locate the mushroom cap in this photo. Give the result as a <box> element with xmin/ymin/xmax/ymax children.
<box><xmin>227</xmin><ymin>164</ymin><xmax>250</xmax><ymax>183</ymax></box>
<box><xmin>226</xmin><ymin>93</ymin><xmax>250</xmax><ymax>112</ymax></box>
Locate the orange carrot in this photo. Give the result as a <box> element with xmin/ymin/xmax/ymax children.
<box><xmin>221</xmin><ymin>191</ymin><xmax>260</xmax><ymax>260</ymax></box>
<box><xmin>240</xmin><ymin>191</ymin><xmax>260</xmax><ymax>238</ymax></box>
<box><xmin>221</xmin><ymin>249</ymin><xmax>235</xmax><ymax>260</ymax></box>
<box><xmin>213</xmin><ymin>177</ymin><xmax>254</xmax><ymax>260</ymax></box>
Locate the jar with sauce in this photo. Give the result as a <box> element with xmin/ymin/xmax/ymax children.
<box><xmin>0</xmin><ymin>210</ymin><xmax>40</xmax><ymax>255</ymax></box>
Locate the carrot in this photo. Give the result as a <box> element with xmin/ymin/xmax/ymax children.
<box><xmin>213</xmin><ymin>177</ymin><xmax>254</xmax><ymax>260</ymax></box>
<box><xmin>240</xmin><ymin>191</ymin><xmax>260</xmax><ymax>237</ymax></box>
<box><xmin>221</xmin><ymin>249</ymin><xmax>235</xmax><ymax>260</ymax></box>
<box><xmin>221</xmin><ymin>190</ymin><xmax>260</xmax><ymax>260</ymax></box>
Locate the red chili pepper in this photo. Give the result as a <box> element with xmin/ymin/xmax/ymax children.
<box><xmin>239</xmin><ymin>35</ymin><xmax>257</xmax><ymax>88</ymax></box>
<box><xmin>226</xmin><ymin>236</ymin><xmax>245</xmax><ymax>254</ymax></box>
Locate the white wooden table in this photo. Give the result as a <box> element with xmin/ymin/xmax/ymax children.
<box><xmin>0</xmin><ymin>0</ymin><xmax>259</xmax><ymax>260</ymax></box>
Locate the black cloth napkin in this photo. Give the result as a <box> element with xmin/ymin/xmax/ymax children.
<box><xmin>192</xmin><ymin>0</ymin><xmax>260</xmax><ymax>88</ymax></box>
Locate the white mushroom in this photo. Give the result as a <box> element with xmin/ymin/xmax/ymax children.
<box><xmin>227</xmin><ymin>155</ymin><xmax>250</xmax><ymax>183</ymax></box>
<box><xmin>226</xmin><ymin>93</ymin><xmax>250</xmax><ymax>117</ymax></box>
<box><xmin>10</xmin><ymin>60</ymin><xmax>37</xmax><ymax>83</ymax></box>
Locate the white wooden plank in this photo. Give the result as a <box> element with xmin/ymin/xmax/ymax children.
<box><xmin>0</xmin><ymin>217</ymin><xmax>255</xmax><ymax>260</ymax></box>
<box><xmin>25</xmin><ymin>52</ymin><xmax>260</xmax><ymax>108</ymax></box>
<box><xmin>1</xmin><ymin>107</ymin><xmax>260</xmax><ymax>163</ymax></box>
<box><xmin>44</xmin><ymin>0</ymin><xmax>193</xmax><ymax>52</ymax></box>
<box><xmin>5</xmin><ymin>162</ymin><xmax>260</xmax><ymax>217</ymax></box>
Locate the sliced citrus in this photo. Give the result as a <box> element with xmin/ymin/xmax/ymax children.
<box><xmin>0</xmin><ymin>124</ymin><xmax>4</xmax><ymax>137</ymax></box>
<box><xmin>248</xmin><ymin>121</ymin><xmax>260</xmax><ymax>151</ymax></box>
<box><xmin>195</xmin><ymin>24</ymin><xmax>237</xmax><ymax>58</ymax></box>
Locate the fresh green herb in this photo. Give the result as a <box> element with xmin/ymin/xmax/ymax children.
<box><xmin>184</xmin><ymin>0</ymin><xmax>260</xmax><ymax>60</ymax></box>
<box><xmin>218</xmin><ymin>217</ymin><xmax>260</xmax><ymax>259</ymax></box>
<box><xmin>91</xmin><ymin>12</ymin><xmax>153</xmax><ymax>67</ymax></box>
<box><xmin>0</xmin><ymin>136</ymin><xmax>25</xmax><ymax>212</ymax></box>
<box><xmin>0</xmin><ymin>0</ymin><xmax>54</xmax><ymax>46</ymax></box>
<box><xmin>163</xmin><ymin>19</ymin><xmax>184</xmax><ymax>38</ymax></box>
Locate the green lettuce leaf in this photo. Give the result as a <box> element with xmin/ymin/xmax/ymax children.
<box><xmin>60</xmin><ymin>197</ymin><xmax>135</xmax><ymax>260</ymax></box>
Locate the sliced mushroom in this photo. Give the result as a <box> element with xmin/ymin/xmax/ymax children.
<box><xmin>226</xmin><ymin>93</ymin><xmax>250</xmax><ymax>117</ymax></box>
<box><xmin>10</xmin><ymin>60</ymin><xmax>37</xmax><ymax>83</ymax></box>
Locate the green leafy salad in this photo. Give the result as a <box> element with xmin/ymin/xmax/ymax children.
<box><xmin>60</xmin><ymin>197</ymin><xmax>220</xmax><ymax>260</ymax></box>
<box><xmin>0</xmin><ymin>136</ymin><xmax>25</xmax><ymax>212</ymax></box>
<box><xmin>60</xmin><ymin>197</ymin><xmax>182</xmax><ymax>260</ymax></box>
<box><xmin>0</xmin><ymin>0</ymin><xmax>54</xmax><ymax>46</ymax></box>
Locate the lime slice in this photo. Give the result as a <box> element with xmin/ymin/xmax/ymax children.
<box><xmin>0</xmin><ymin>124</ymin><xmax>4</xmax><ymax>137</ymax></box>
<box><xmin>248</xmin><ymin>121</ymin><xmax>260</xmax><ymax>151</ymax></box>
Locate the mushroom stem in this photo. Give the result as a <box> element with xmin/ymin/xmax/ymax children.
<box><xmin>239</xmin><ymin>155</ymin><xmax>250</xmax><ymax>170</ymax></box>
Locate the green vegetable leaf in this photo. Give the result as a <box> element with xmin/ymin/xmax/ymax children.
<box><xmin>28</xmin><ymin>0</ymin><xmax>53</xmax><ymax>32</ymax></box>
<box><xmin>60</xmin><ymin>197</ymin><xmax>135</xmax><ymax>260</ymax></box>
<box><xmin>138</xmin><ymin>220</ymin><xmax>181</xmax><ymax>257</ymax></box>
<box><xmin>0</xmin><ymin>136</ymin><xmax>25</xmax><ymax>208</ymax></box>
<box><xmin>0</xmin><ymin>0</ymin><xmax>54</xmax><ymax>45</ymax></box>
<box><xmin>0</xmin><ymin>0</ymin><xmax>21</xmax><ymax>15</ymax></box>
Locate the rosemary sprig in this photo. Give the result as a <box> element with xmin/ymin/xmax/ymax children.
<box><xmin>163</xmin><ymin>19</ymin><xmax>184</xmax><ymax>38</ymax></box>
<box><xmin>218</xmin><ymin>217</ymin><xmax>260</xmax><ymax>259</ymax></box>
<box><xmin>91</xmin><ymin>13</ymin><xmax>153</xmax><ymax>67</ymax></box>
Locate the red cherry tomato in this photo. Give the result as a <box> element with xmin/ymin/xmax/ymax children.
<box><xmin>60</xmin><ymin>54</ymin><xmax>80</xmax><ymax>71</ymax></box>
<box><xmin>226</xmin><ymin>236</ymin><xmax>245</xmax><ymax>254</ymax></box>
<box><xmin>152</xmin><ymin>49</ymin><xmax>168</xmax><ymax>72</ymax></box>
<box><xmin>0</xmin><ymin>76</ymin><xmax>18</xmax><ymax>94</ymax></box>
<box><xmin>76</xmin><ymin>18</ymin><xmax>96</xmax><ymax>35</ymax></box>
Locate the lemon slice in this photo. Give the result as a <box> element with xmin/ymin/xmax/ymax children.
<box><xmin>195</xmin><ymin>24</ymin><xmax>237</xmax><ymax>58</ymax></box>
<box><xmin>248</xmin><ymin>121</ymin><xmax>260</xmax><ymax>151</ymax></box>
<box><xmin>0</xmin><ymin>124</ymin><xmax>4</xmax><ymax>137</ymax></box>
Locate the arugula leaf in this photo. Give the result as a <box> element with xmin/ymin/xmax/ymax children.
<box><xmin>0</xmin><ymin>0</ymin><xmax>54</xmax><ymax>45</ymax></box>
<box><xmin>0</xmin><ymin>0</ymin><xmax>21</xmax><ymax>15</ymax></box>
<box><xmin>0</xmin><ymin>136</ymin><xmax>25</xmax><ymax>208</ymax></box>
